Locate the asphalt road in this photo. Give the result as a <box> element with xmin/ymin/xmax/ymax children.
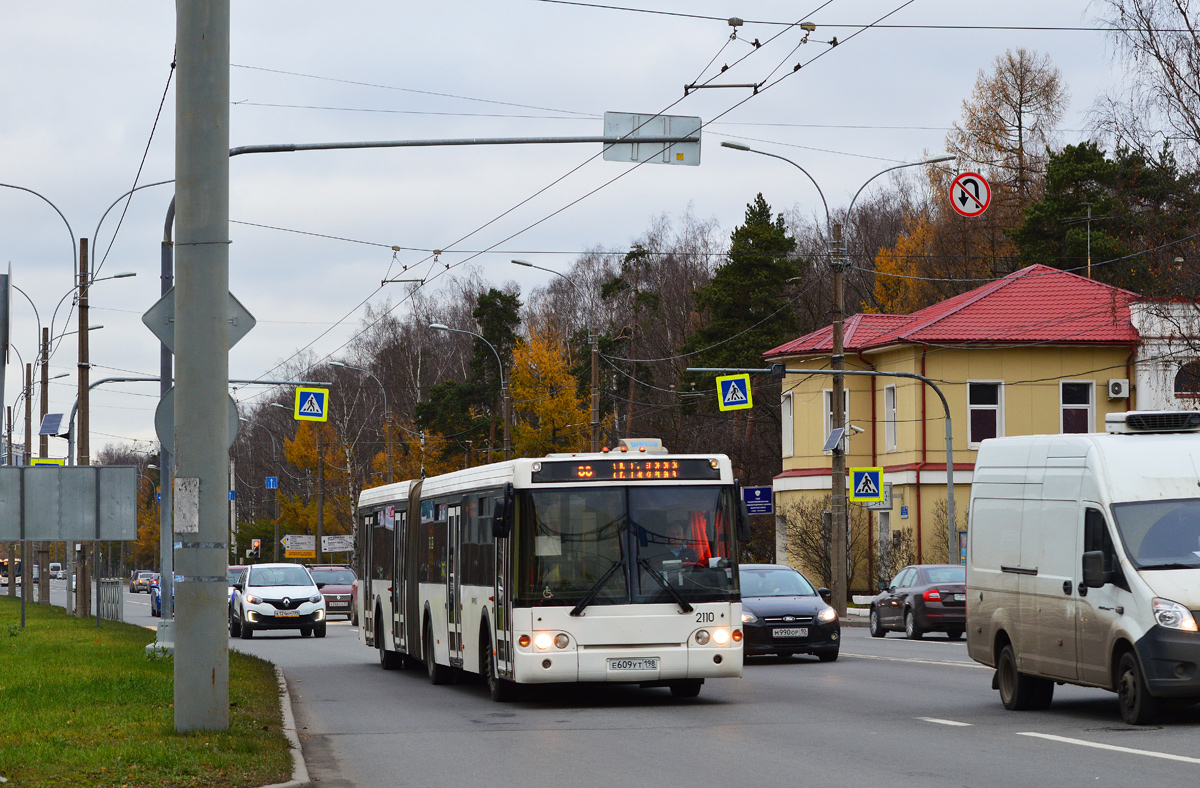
<box><xmin>220</xmin><ymin>618</ymin><xmax>1200</xmax><ymax>788</ymax></box>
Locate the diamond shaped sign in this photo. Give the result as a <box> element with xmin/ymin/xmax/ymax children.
<box><xmin>142</xmin><ymin>287</ymin><xmax>256</xmax><ymax>353</ymax></box>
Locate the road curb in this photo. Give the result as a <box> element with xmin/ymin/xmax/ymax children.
<box><xmin>259</xmin><ymin>665</ymin><xmax>311</xmax><ymax>788</ymax></box>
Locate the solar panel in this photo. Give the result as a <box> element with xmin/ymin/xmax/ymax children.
<box><xmin>38</xmin><ymin>413</ymin><xmax>64</xmax><ymax>436</ymax></box>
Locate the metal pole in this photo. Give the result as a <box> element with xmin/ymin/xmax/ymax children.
<box><xmin>159</xmin><ymin>204</ymin><xmax>175</xmax><ymax>640</ymax></box>
<box><xmin>22</xmin><ymin>365</ymin><xmax>31</xmax><ymax>612</ymax></box>
<box><xmin>78</xmin><ymin>239</ymin><xmax>92</xmax><ymax>619</ymax></box>
<box><xmin>38</xmin><ymin>327</ymin><xmax>49</xmax><ymax>607</ymax></box>
<box><xmin>173</xmin><ymin>0</ymin><xmax>231</xmax><ymax>732</ymax></box>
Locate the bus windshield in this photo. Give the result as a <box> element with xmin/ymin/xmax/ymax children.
<box><xmin>515</xmin><ymin>485</ymin><xmax>738</xmax><ymax>608</ymax></box>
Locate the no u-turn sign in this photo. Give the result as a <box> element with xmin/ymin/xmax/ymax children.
<box><xmin>950</xmin><ymin>172</ymin><xmax>991</xmax><ymax>217</ymax></box>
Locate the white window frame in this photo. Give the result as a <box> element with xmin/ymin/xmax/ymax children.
<box><xmin>884</xmin><ymin>384</ymin><xmax>897</xmax><ymax>453</ymax></box>
<box><xmin>1060</xmin><ymin>380</ymin><xmax>1095</xmax><ymax>434</ymax></box>
<box><xmin>781</xmin><ymin>391</ymin><xmax>794</xmax><ymax>458</ymax></box>
<box><xmin>823</xmin><ymin>388</ymin><xmax>850</xmax><ymax>454</ymax></box>
<box><xmin>967</xmin><ymin>380</ymin><xmax>1004</xmax><ymax>448</ymax></box>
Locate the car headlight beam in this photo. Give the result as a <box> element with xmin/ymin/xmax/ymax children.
<box><xmin>1152</xmin><ymin>598</ymin><xmax>1198</xmax><ymax>632</ymax></box>
<box><xmin>817</xmin><ymin>607</ymin><xmax>838</xmax><ymax>623</ymax></box>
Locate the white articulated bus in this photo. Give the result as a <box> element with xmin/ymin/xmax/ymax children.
<box><xmin>356</xmin><ymin>446</ymin><xmax>750</xmax><ymax>701</ymax></box>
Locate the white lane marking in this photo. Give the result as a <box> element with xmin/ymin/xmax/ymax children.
<box><xmin>841</xmin><ymin>652</ymin><xmax>989</xmax><ymax>670</ymax></box>
<box><xmin>1017</xmin><ymin>732</ymin><xmax>1200</xmax><ymax>765</ymax></box>
<box><xmin>918</xmin><ymin>717</ymin><xmax>973</xmax><ymax>727</ymax></box>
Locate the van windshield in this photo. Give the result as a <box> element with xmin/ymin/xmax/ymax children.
<box><xmin>1110</xmin><ymin>498</ymin><xmax>1200</xmax><ymax>570</ymax></box>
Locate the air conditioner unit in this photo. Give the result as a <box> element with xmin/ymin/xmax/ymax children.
<box><xmin>1107</xmin><ymin>379</ymin><xmax>1130</xmax><ymax>399</ymax></box>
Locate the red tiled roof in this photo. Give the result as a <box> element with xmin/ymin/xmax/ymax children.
<box><xmin>764</xmin><ymin>265</ymin><xmax>1140</xmax><ymax>358</ymax></box>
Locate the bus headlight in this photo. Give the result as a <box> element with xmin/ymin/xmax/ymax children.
<box><xmin>554</xmin><ymin>634</ymin><xmax>570</xmax><ymax>649</ymax></box>
<box><xmin>712</xmin><ymin>628</ymin><xmax>730</xmax><ymax>645</ymax></box>
<box><xmin>534</xmin><ymin>633</ymin><xmax>553</xmax><ymax>650</ymax></box>
<box><xmin>695</xmin><ymin>630</ymin><xmax>710</xmax><ymax>645</ymax></box>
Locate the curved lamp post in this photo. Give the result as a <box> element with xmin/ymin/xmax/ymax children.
<box><xmin>329</xmin><ymin>361</ymin><xmax>393</xmax><ymax>483</ymax></box>
<box><xmin>429</xmin><ymin>323</ymin><xmax>510</xmax><ymax>461</ymax></box>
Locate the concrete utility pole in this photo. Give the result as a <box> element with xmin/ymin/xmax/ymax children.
<box><xmin>174</xmin><ymin>0</ymin><xmax>231</xmax><ymax>732</ymax></box>
<box><xmin>77</xmin><ymin>239</ymin><xmax>91</xmax><ymax>618</ymax></box>
<box><xmin>830</xmin><ymin>223</ymin><xmax>848</xmax><ymax>615</ymax></box>
<box><xmin>316</xmin><ymin>429</ymin><xmax>324</xmax><ymax>564</ymax></box>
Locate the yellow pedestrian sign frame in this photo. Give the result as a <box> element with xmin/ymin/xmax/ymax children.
<box><xmin>849</xmin><ymin>467</ymin><xmax>884</xmax><ymax>502</ymax></box>
<box><xmin>294</xmin><ymin>387</ymin><xmax>330</xmax><ymax>422</ymax></box>
<box><xmin>716</xmin><ymin>374</ymin><xmax>753</xmax><ymax>411</ymax></box>
<box><xmin>30</xmin><ymin>458</ymin><xmax>66</xmax><ymax>466</ymax></box>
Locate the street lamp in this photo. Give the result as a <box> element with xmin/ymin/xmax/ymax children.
<box><xmin>511</xmin><ymin>259</ymin><xmax>601</xmax><ymax>452</ymax></box>
<box><xmin>329</xmin><ymin>361</ymin><xmax>393</xmax><ymax>483</ymax></box>
<box><xmin>429</xmin><ymin>322</ymin><xmax>511</xmax><ymax>461</ymax></box>
<box><xmin>722</xmin><ymin>142</ymin><xmax>956</xmax><ymax>615</ymax></box>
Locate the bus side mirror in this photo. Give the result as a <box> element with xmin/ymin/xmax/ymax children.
<box><xmin>737</xmin><ymin>499</ymin><xmax>752</xmax><ymax>542</ymax></box>
<box><xmin>1082</xmin><ymin>551</ymin><xmax>1111</xmax><ymax>588</ymax></box>
<box><xmin>492</xmin><ymin>499</ymin><xmax>512</xmax><ymax>539</ymax></box>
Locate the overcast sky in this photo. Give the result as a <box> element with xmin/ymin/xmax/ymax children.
<box><xmin>1</xmin><ymin>1</ymin><xmax>1118</xmax><ymax>457</ymax></box>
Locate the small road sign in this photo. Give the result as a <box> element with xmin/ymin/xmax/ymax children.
<box><xmin>602</xmin><ymin>112</ymin><xmax>701</xmax><ymax>166</ymax></box>
<box><xmin>30</xmin><ymin>458</ymin><xmax>65</xmax><ymax>466</ymax></box>
<box><xmin>716</xmin><ymin>374</ymin><xmax>753</xmax><ymax>411</ymax></box>
<box><xmin>294</xmin><ymin>387</ymin><xmax>329</xmax><ymax>422</ymax></box>
<box><xmin>154</xmin><ymin>386</ymin><xmax>240</xmax><ymax>453</ymax></box>
<box><xmin>950</xmin><ymin>172</ymin><xmax>991</xmax><ymax>217</ymax></box>
<box><xmin>141</xmin><ymin>287</ymin><xmax>256</xmax><ymax>353</ymax></box>
<box><xmin>265</xmin><ymin>476</ymin><xmax>278</xmax><ymax>490</ymax></box>
<box><xmin>281</xmin><ymin>534</ymin><xmax>315</xmax><ymax>551</ymax></box>
<box><xmin>866</xmin><ymin>482</ymin><xmax>893</xmax><ymax>511</ymax></box>
<box><xmin>849</xmin><ymin>467</ymin><xmax>884</xmax><ymax>502</ymax></box>
<box><xmin>286</xmin><ymin>550</ymin><xmax>316</xmax><ymax>559</ymax></box>
<box><xmin>322</xmin><ymin>535</ymin><xmax>354</xmax><ymax>553</ymax></box>
<box><xmin>742</xmin><ymin>485</ymin><xmax>774</xmax><ymax>515</ymax></box>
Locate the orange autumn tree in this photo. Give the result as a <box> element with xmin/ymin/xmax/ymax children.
<box><xmin>871</xmin><ymin>214</ymin><xmax>943</xmax><ymax>314</ymax></box>
<box><xmin>280</xmin><ymin>421</ymin><xmax>355</xmax><ymax>539</ymax></box>
<box><xmin>365</xmin><ymin>421</ymin><xmax>462</xmax><ymax>487</ymax></box>
<box><xmin>132</xmin><ymin>473</ymin><xmax>161</xmax><ymax>569</ymax></box>
<box><xmin>510</xmin><ymin>324</ymin><xmax>589</xmax><ymax>458</ymax></box>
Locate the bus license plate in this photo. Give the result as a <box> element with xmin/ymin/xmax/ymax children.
<box><xmin>274</xmin><ymin>610</ymin><xmax>299</xmax><ymax>617</ymax></box>
<box><xmin>608</xmin><ymin>658</ymin><xmax>659</xmax><ymax>671</ymax></box>
<box><xmin>772</xmin><ymin>627</ymin><xmax>807</xmax><ymax>638</ymax></box>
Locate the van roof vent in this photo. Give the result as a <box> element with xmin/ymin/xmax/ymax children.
<box><xmin>1106</xmin><ymin>410</ymin><xmax>1200</xmax><ymax>434</ymax></box>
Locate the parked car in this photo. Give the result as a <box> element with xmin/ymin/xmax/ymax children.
<box><xmin>229</xmin><ymin>563</ymin><xmax>327</xmax><ymax>639</ymax></box>
<box><xmin>132</xmin><ymin>570</ymin><xmax>155</xmax><ymax>593</ymax></box>
<box><xmin>869</xmin><ymin>564</ymin><xmax>966</xmax><ymax>640</ymax></box>
<box><xmin>740</xmin><ymin>563</ymin><xmax>840</xmax><ymax>661</ymax></box>
<box><xmin>306</xmin><ymin>565</ymin><xmax>357</xmax><ymax>621</ymax></box>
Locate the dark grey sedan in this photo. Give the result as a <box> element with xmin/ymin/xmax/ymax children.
<box><xmin>869</xmin><ymin>564</ymin><xmax>966</xmax><ymax>639</ymax></box>
<box><xmin>740</xmin><ymin>564</ymin><xmax>840</xmax><ymax>661</ymax></box>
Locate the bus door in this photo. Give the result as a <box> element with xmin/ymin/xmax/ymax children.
<box><xmin>494</xmin><ymin>495</ymin><xmax>514</xmax><ymax>680</ymax></box>
<box><xmin>393</xmin><ymin>508</ymin><xmax>407</xmax><ymax>653</ymax></box>
<box><xmin>447</xmin><ymin>503</ymin><xmax>463</xmax><ymax>667</ymax></box>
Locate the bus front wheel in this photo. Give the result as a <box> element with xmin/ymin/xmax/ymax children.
<box><xmin>483</xmin><ymin>634</ymin><xmax>517</xmax><ymax>702</ymax></box>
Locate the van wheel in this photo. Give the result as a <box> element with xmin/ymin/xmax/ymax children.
<box><xmin>869</xmin><ymin>608</ymin><xmax>886</xmax><ymax>638</ymax></box>
<box><xmin>997</xmin><ymin>644</ymin><xmax>1051</xmax><ymax>710</ymax></box>
<box><xmin>904</xmin><ymin>610</ymin><xmax>923</xmax><ymax>640</ymax></box>
<box><xmin>424</xmin><ymin>620</ymin><xmax>452</xmax><ymax>685</ymax></box>
<box><xmin>377</xmin><ymin>613</ymin><xmax>401</xmax><ymax>670</ymax></box>
<box><xmin>1117</xmin><ymin>651</ymin><xmax>1158</xmax><ymax>725</ymax></box>
<box><xmin>483</xmin><ymin>635</ymin><xmax>517</xmax><ymax>702</ymax></box>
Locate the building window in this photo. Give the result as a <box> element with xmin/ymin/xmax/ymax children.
<box><xmin>781</xmin><ymin>392</ymin><xmax>794</xmax><ymax>458</ymax></box>
<box><xmin>823</xmin><ymin>388</ymin><xmax>850</xmax><ymax>443</ymax></box>
<box><xmin>1061</xmin><ymin>381</ymin><xmax>1094</xmax><ymax>434</ymax></box>
<box><xmin>968</xmin><ymin>381</ymin><xmax>1003</xmax><ymax>446</ymax></box>
<box><xmin>884</xmin><ymin>385</ymin><xmax>897</xmax><ymax>453</ymax></box>
<box><xmin>1176</xmin><ymin>360</ymin><xmax>1200</xmax><ymax>397</ymax></box>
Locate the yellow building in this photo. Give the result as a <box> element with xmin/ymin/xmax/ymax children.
<box><xmin>764</xmin><ymin>265</ymin><xmax>1142</xmax><ymax>592</ymax></box>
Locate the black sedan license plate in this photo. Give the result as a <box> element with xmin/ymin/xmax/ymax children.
<box><xmin>607</xmin><ymin>658</ymin><xmax>659</xmax><ymax>671</ymax></box>
<box><xmin>772</xmin><ymin>627</ymin><xmax>808</xmax><ymax>638</ymax></box>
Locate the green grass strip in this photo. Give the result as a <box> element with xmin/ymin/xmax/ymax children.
<box><xmin>0</xmin><ymin>596</ymin><xmax>293</xmax><ymax>788</ymax></box>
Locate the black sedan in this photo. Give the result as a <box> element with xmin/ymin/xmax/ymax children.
<box><xmin>869</xmin><ymin>564</ymin><xmax>966</xmax><ymax>640</ymax></box>
<box><xmin>740</xmin><ymin>564</ymin><xmax>840</xmax><ymax>661</ymax></box>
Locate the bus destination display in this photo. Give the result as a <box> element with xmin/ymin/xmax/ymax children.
<box><xmin>531</xmin><ymin>458</ymin><xmax>721</xmax><ymax>483</ymax></box>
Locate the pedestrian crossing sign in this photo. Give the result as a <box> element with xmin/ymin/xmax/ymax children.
<box><xmin>716</xmin><ymin>374</ymin><xmax>753</xmax><ymax>412</ymax></box>
<box><xmin>849</xmin><ymin>467</ymin><xmax>884</xmax><ymax>502</ymax></box>
<box><xmin>293</xmin><ymin>387</ymin><xmax>330</xmax><ymax>422</ymax></box>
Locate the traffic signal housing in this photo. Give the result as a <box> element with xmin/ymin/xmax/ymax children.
<box><xmin>250</xmin><ymin>539</ymin><xmax>261</xmax><ymax>560</ymax></box>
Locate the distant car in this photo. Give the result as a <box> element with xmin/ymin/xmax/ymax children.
<box><xmin>307</xmin><ymin>565</ymin><xmax>356</xmax><ymax>621</ymax></box>
<box><xmin>49</xmin><ymin>562</ymin><xmax>63</xmax><ymax>580</ymax></box>
<box><xmin>739</xmin><ymin>563</ymin><xmax>840</xmax><ymax>661</ymax></box>
<box><xmin>869</xmin><ymin>564</ymin><xmax>966</xmax><ymax>640</ymax></box>
<box><xmin>132</xmin><ymin>571</ymin><xmax>154</xmax><ymax>593</ymax></box>
<box><xmin>151</xmin><ymin>575</ymin><xmax>173</xmax><ymax>618</ymax></box>
<box><xmin>227</xmin><ymin>565</ymin><xmax>246</xmax><ymax>610</ymax></box>
<box><xmin>229</xmin><ymin>563</ymin><xmax>327</xmax><ymax>639</ymax></box>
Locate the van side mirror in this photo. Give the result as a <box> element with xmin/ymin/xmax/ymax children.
<box><xmin>818</xmin><ymin>587</ymin><xmax>831</xmax><ymax>602</ymax></box>
<box><xmin>492</xmin><ymin>498</ymin><xmax>512</xmax><ymax>539</ymax></box>
<box><xmin>737</xmin><ymin>499</ymin><xmax>752</xmax><ymax>542</ymax></box>
<box><xmin>1082</xmin><ymin>551</ymin><xmax>1111</xmax><ymax>588</ymax></box>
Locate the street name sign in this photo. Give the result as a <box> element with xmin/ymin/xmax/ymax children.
<box><xmin>281</xmin><ymin>534</ymin><xmax>315</xmax><ymax>551</ymax></box>
<box><xmin>865</xmin><ymin>482</ymin><xmax>893</xmax><ymax>511</ymax></box>
<box><xmin>716</xmin><ymin>374</ymin><xmax>753</xmax><ymax>411</ymax></box>
<box><xmin>950</xmin><ymin>172</ymin><xmax>991</xmax><ymax>217</ymax></box>
<box><xmin>322</xmin><ymin>534</ymin><xmax>354</xmax><ymax>553</ymax></box>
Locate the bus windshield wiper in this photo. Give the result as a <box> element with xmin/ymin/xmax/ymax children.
<box><xmin>570</xmin><ymin>560</ymin><xmax>625</xmax><ymax>617</ymax></box>
<box><xmin>638</xmin><ymin>558</ymin><xmax>694</xmax><ymax>614</ymax></box>
<box><xmin>1137</xmin><ymin>561</ymin><xmax>1199</xmax><ymax>570</ymax></box>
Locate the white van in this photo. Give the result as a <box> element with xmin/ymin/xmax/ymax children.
<box><xmin>967</xmin><ymin>410</ymin><xmax>1200</xmax><ymax>724</ymax></box>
